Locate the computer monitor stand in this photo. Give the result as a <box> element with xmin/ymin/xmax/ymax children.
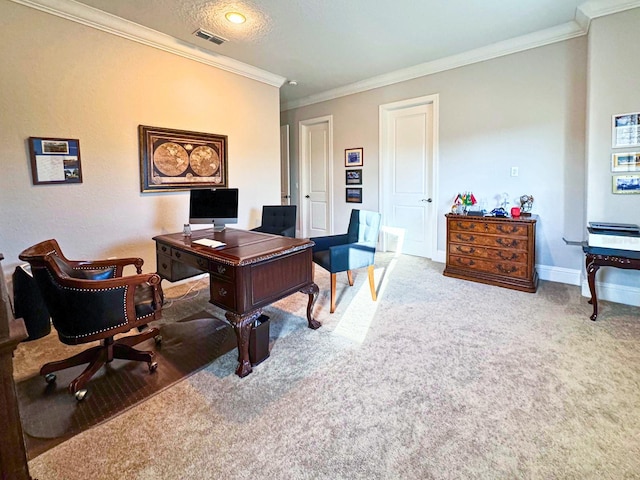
<box><xmin>212</xmin><ymin>224</ymin><xmax>226</xmax><ymax>232</ymax></box>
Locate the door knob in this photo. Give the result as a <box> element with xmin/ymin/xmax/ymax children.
<box><xmin>305</xmin><ymin>195</ymin><xmax>310</xmax><ymax>198</ymax></box>
<box><xmin>421</xmin><ymin>198</ymin><xmax>433</xmax><ymax>203</ymax></box>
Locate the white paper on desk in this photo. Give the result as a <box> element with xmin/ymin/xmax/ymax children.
<box><xmin>193</xmin><ymin>238</ymin><xmax>226</xmax><ymax>248</ymax></box>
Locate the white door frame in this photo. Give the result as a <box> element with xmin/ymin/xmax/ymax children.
<box><xmin>379</xmin><ymin>94</ymin><xmax>440</xmax><ymax>258</ymax></box>
<box><xmin>298</xmin><ymin>115</ymin><xmax>334</xmax><ymax>238</ymax></box>
<box><xmin>280</xmin><ymin>124</ymin><xmax>291</xmax><ymax>205</ymax></box>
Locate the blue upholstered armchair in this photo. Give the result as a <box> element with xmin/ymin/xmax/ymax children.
<box><xmin>251</xmin><ymin>205</ymin><xmax>297</xmax><ymax>238</ymax></box>
<box><xmin>310</xmin><ymin>209</ymin><xmax>382</xmax><ymax>313</ymax></box>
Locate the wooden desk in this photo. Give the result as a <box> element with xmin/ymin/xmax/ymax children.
<box><xmin>583</xmin><ymin>246</ymin><xmax>640</xmax><ymax>321</ymax></box>
<box><xmin>153</xmin><ymin>228</ymin><xmax>320</xmax><ymax>377</ymax></box>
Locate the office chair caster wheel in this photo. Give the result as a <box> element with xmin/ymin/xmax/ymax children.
<box><xmin>148</xmin><ymin>361</ymin><xmax>158</xmax><ymax>373</ymax></box>
<box><xmin>75</xmin><ymin>389</ymin><xmax>88</xmax><ymax>401</ymax></box>
<box><xmin>44</xmin><ymin>373</ymin><xmax>56</xmax><ymax>384</ymax></box>
<box><xmin>154</xmin><ymin>335</ymin><xmax>163</xmax><ymax>345</ymax></box>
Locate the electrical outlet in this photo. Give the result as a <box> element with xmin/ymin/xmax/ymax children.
<box><xmin>510</xmin><ymin>166</ymin><xmax>519</xmax><ymax>177</ymax></box>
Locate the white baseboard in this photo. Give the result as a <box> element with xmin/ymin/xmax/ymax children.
<box><xmin>432</xmin><ymin>251</ymin><xmax>639</xmax><ymax>307</ymax></box>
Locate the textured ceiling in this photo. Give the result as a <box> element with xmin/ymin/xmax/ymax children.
<box><xmin>74</xmin><ymin>0</ymin><xmax>586</xmax><ymax>108</ymax></box>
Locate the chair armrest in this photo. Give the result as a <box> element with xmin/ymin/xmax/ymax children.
<box><xmin>68</xmin><ymin>257</ymin><xmax>145</xmax><ymax>276</ymax></box>
<box><xmin>310</xmin><ymin>234</ymin><xmax>349</xmax><ymax>252</ymax></box>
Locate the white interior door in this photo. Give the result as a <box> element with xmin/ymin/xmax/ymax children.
<box><xmin>280</xmin><ymin>125</ymin><xmax>291</xmax><ymax>205</ymax></box>
<box><xmin>380</xmin><ymin>96</ymin><xmax>438</xmax><ymax>258</ymax></box>
<box><xmin>299</xmin><ymin>116</ymin><xmax>333</xmax><ymax>238</ymax></box>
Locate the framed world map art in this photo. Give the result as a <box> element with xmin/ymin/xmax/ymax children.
<box><xmin>139</xmin><ymin>125</ymin><xmax>228</xmax><ymax>192</ymax></box>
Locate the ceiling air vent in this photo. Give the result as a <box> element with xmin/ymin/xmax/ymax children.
<box><xmin>194</xmin><ymin>29</ymin><xmax>227</xmax><ymax>45</ymax></box>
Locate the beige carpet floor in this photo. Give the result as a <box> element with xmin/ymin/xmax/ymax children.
<box><xmin>18</xmin><ymin>253</ymin><xmax>640</xmax><ymax>479</ymax></box>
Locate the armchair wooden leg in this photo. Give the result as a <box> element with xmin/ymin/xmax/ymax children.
<box><xmin>347</xmin><ymin>270</ymin><xmax>354</xmax><ymax>286</ymax></box>
<box><xmin>368</xmin><ymin>265</ymin><xmax>377</xmax><ymax>301</ymax></box>
<box><xmin>330</xmin><ymin>273</ymin><xmax>337</xmax><ymax>313</ymax></box>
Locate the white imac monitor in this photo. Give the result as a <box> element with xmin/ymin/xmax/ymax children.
<box><xmin>189</xmin><ymin>188</ymin><xmax>238</xmax><ymax>232</ymax></box>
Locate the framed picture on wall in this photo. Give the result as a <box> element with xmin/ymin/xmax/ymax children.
<box><xmin>612</xmin><ymin>174</ymin><xmax>640</xmax><ymax>194</ymax></box>
<box><xmin>612</xmin><ymin>113</ymin><xmax>640</xmax><ymax>148</ymax></box>
<box><xmin>612</xmin><ymin>152</ymin><xmax>640</xmax><ymax>172</ymax></box>
<box><xmin>345</xmin><ymin>147</ymin><xmax>363</xmax><ymax>167</ymax></box>
<box><xmin>28</xmin><ymin>137</ymin><xmax>82</xmax><ymax>185</ymax></box>
<box><xmin>139</xmin><ymin>125</ymin><xmax>228</xmax><ymax>192</ymax></box>
<box><xmin>346</xmin><ymin>187</ymin><xmax>363</xmax><ymax>203</ymax></box>
<box><xmin>346</xmin><ymin>169</ymin><xmax>362</xmax><ymax>185</ymax></box>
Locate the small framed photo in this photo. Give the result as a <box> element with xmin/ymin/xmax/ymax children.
<box><xmin>612</xmin><ymin>112</ymin><xmax>640</xmax><ymax>148</ymax></box>
<box><xmin>612</xmin><ymin>174</ymin><xmax>640</xmax><ymax>194</ymax></box>
<box><xmin>346</xmin><ymin>187</ymin><xmax>362</xmax><ymax>203</ymax></box>
<box><xmin>612</xmin><ymin>152</ymin><xmax>640</xmax><ymax>172</ymax></box>
<box><xmin>346</xmin><ymin>169</ymin><xmax>362</xmax><ymax>185</ymax></box>
<box><xmin>345</xmin><ymin>147</ymin><xmax>363</xmax><ymax>167</ymax></box>
<box><xmin>28</xmin><ymin>137</ymin><xmax>82</xmax><ymax>185</ymax></box>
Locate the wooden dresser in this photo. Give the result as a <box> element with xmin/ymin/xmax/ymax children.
<box><xmin>444</xmin><ymin>214</ymin><xmax>538</xmax><ymax>292</ymax></box>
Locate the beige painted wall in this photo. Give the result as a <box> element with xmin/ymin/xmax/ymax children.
<box><xmin>0</xmin><ymin>2</ymin><xmax>281</xmax><ymax>273</ymax></box>
<box><xmin>282</xmin><ymin>38</ymin><xmax>588</xmax><ymax>282</ymax></box>
<box><xmin>585</xmin><ymin>8</ymin><xmax>640</xmax><ymax>292</ymax></box>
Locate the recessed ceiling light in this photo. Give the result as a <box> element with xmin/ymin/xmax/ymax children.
<box><xmin>225</xmin><ymin>12</ymin><xmax>246</xmax><ymax>24</ymax></box>
<box><xmin>288</xmin><ymin>80</ymin><xmax>298</xmax><ymax>86</ymax></box>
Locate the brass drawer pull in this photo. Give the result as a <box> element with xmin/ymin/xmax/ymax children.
<box><xmin>217</xmin><ymin>265</ymin><xmax>226</xmax><ymax>275</ymax></box>
<box><xmin>456</xmin><ymin>222</ymin><xmax>476</xmax><ymax>230</ymax></box>
<box><xmin>161</xmin><ymin>263</ymin><xmax>168</xmax><ymax>270</ymax></box>
<box><xmin>496</xmin><ymin>264</ymin><xmax>518</xmax><ymax>274</ymax></box>
<box><xmin>456</xmin><ymin>246</ymin><xmax>476</xmax><ymax>254</ymax></box>
<box><xmin>175</xmin><ymin>251</ymin><xmax>181</xmax><ymax>258</ymax></box>
<box><xmin>455</xmin><ymin>234</ymin><xmax>475</xmax><ymax>242</ymax></box>
<box><xmin>160</xmin><ymin>245</ymin><xmax>168</xmax><ymax>253</ymax></box>
<box><xmin>496</xmin><ymin>238</ymin><xmax>518</xmax><ymax>248</ymax></box>
<box><xmin>498</xmin><ymin>251</ymin><xmax>518</xmax><ymax>261</ymax></box>
<box><xmin>197</xmin><ymin>258</ymin><xmax>207</xmax><ymax>268</ymax></box>
<box><xmin>497</xmin><ymin>225</ymin><xmax>519</xmax><ymax>234</ymax></box>
<box><xmin>455</xmin><ymin>258</ymin><xmax>475</xmax><ymax>266</ymax></box>
<box><xmin>218</xmin><ymin>287</ymin><xmax>227</xmax><ymax>297</ymax></box>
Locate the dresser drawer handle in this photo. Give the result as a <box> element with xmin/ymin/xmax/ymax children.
<box><xmin>218</xmin><ymin>287</ymin><xmax>227</xmax><ymax>297</ymax></box>
<box><xmin>496</xmin><ymin>238</ymin><xmax>518</xmax><ymax>248</ymax></box>
<box><xmin>455</xmin><ymin>222</ymin><xmax>476</xmax><ymax>230</ymax></box>
<box><xmin>161</xmin><ymin>245</ymin><xmax>168</xmax><ymax>253</ymax></box>
<box><xmin>175</xmin><ymin>251</ymin><xmax>181</xmax><ymax>258</ymax></box>
<box><xmin>497</xmin><ymin>225</ymin><xmax>519</xmax><ymax>234</ymax></box>
<box><xmin>455</xmin><ymin>234</ymin><xmax>475</xmax><ymax>242</ymax></box>
<box><xmin>456</xmin><ymin>246</ymin><xmax>476</xmax><ymax>254</ymax></box>
<box><xmin>161</xmin><ymin>263</ymin><xmax>168</xmax><ymax>270</ymax></box>
<box><xmin>496</xmin><ymin>264</ymin><xmax>518</xmax><ymax>274</ymax></box>
<box><xmin>497</xmin><ymin>251</ymin><xmax>518</xmax><ymax>261</ymax></box>
<box><xmin>455</xmin><ymin>258</ymin><xmax>475</xmax><ymax>266</ymax></box>
<box><xmin>217</xmin><ymin>265</ymin><xmax>226</xmax><ymax>275</ymax></box>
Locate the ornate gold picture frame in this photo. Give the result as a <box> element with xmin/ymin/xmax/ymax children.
<box><xmin>139</xmin><ymin>125</ymin><xmax>228</xmax><ymax>192</ymax></box>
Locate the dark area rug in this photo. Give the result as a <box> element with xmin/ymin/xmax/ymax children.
<box><xmin>17</xmin><ymin>314</ymin><xmax>236</xmax><ymax>459</ymax></box>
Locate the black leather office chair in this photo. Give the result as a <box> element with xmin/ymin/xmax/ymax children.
<box><xmin>19</xmin><ymin>239</ymin><xmax>163</xmax><ymax>401</ymax></box>
<box><xmin>251</xmin><ymin>205</ymin><xmax>297</xmax><ymax>238</ymax></box>
<box><xmin>310</xmin><ymin>209</ymin><xmax>381</xmax><ymax>313</ymax></box>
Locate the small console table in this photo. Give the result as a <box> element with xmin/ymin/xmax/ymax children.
<box><xmin>583</xmin><ymin>246</ymin><xmax>640</xmax><ymax>321</ymax></box>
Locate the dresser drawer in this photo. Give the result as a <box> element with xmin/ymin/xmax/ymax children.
<box><xmin>448</xmin><ymin>243</ymin><xmax>528</xmax><ymax>263</ymax></box>
<box><xmin>449</xmin><ymin>232</ymin><xmax>528</xmax><ymax>251</ymax></box>
<box><xmin>210</xmin><ymin>261</ymin><xmax>234</xmax><ymax>281</ymax></box>
<box><xmin>448</xmin><ymin>255</ymin><xmax>529</xmax><ymax>279</ymax></box>
<box><xmin>448</xmin><ymin>219</ymin><xmax>529</xmax><ymax>237</ymax></box>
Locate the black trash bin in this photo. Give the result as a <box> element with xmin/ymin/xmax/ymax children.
<box><xmin>249</xmin><ymin>314</ymin><xmax>270</xmax><ymax>366</ymax></box>
<box><xmin>13</xmin><ymin>264</ymin><xmax>51</xmax><ymax>341</ymax></box>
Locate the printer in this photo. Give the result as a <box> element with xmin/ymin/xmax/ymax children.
<box><xmin>587</xmin><ymin>222</ymin><xmax>640</xmax><ymax>252</ymax></box>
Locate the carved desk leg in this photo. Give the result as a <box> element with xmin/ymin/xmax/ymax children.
<box><xmin>300</xmin><ymin>282</ymin><xmax>321</xmax><ymax>330</ymax></box>
<box><xmin>225</xmin><ymin>310</ymin><xmax>261</xmax><ymax>377</ymax></box>
<box><xmin>585</xmin><ymin>254</ymin><xmax>599</xmax><ymax>321</ymax></box>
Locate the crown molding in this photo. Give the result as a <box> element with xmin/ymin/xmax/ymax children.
<box><xmin>282</xmin><ymin>0</ymin><xmax>640</xmax><ymax>111</ymax></box>
<box><xmin>281</xmin><ymin>21</ymin><xmax>585</xmax><ymax>111</ymax></box>
<box><xmin>9</xmin><ymin>0</ymin><xmax>286</xmax><ymax>88</ymax></box>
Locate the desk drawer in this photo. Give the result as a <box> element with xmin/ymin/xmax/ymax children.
<box><xmin>210</xmin><ymin>261</ymin><xmax>234</xmax><ymax>281</ymax></box>
<box><xmin>171</xmin><ymin>249</ymin><xmax>209</xmax><ymax>271</ymax></box>
<box><xmin>210</xmin><ymin>278</ymin><xmax>236</xmax><ymax>310</ymax></box>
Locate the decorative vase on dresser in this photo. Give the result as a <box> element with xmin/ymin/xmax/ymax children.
<box><xmin>444</xmin><ymin>214</ymin><xmax>538</xmax><ymax>293</ymax></box>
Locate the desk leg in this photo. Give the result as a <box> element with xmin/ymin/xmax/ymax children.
<box><xmin>225</xmin><ymin>310</ymin><xmax>261</xmax><ymax>377</ymax></box>
<box><xmin>585</xmin><ymin>254</ymin><xmax>599</xmax><ymax>321</ymax></box>
<box><xmin>300</xmin><ymin>282</ymin><xmax>321</xmax><ymax>330</ymax></box>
